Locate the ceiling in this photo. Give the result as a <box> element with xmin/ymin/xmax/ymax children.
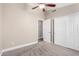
<box><xmin>55</xmin><ymin>3</ymin><xmax>74</xmax><ymax>8</ymax></box>
<box><xmin>29</xmin><ymin>3</ymin><xmax>74</xmax><ymax>8</ymax></box>
<box><xmin>46</xmin><ymin>3</ymin><xmax>74</xmax><ymax>11</ymax></box>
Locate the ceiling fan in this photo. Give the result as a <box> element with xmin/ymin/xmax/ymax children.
<box><xmin>32</xmin><ymin>3</ymin><xmax>56</xmax><ymax>12</ymax></box>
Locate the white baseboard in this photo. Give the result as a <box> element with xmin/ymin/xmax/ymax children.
<box><xmin>2</xmin><ymin>41</ymin><xmax>38</xmax><ymax>54</ymax></box>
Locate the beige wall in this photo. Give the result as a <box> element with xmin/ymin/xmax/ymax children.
<box><xmin>0</xmin><ymin>4</ymin><xmax>2</xmax><ymax>52</ymax></box>
<box><xmin>2</xmin><ymin>4</ymin><xmax>44</xmax><ymax>49</ymax></box>
<box><xmin>46</xmin><ymin>4</ymin><xmax>79</xmax><ymax>19</ymax></box>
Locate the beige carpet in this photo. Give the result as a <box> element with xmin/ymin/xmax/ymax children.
<box><xmin>2</xmin><ymin>41</ymin><xmax>79</xmax><ymax>56</ymax></box>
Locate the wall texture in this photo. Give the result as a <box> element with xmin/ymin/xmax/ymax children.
<box><xmin>0</xmin><ymin>4</ymin><xmax>2</xmax><ymax>53</ymax></box>
<box><xmin>2</xmin><ymin>4</ymin><xmax>44</xmax><ymax>49</ymax></box>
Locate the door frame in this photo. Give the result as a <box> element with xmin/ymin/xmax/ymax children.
<box><xmin>38</xmin><ymin>20</ymin><xmax>43</xmax><ymax>42</ymax></box>
<box><xmin>50</xmin><ymin>18</ymin><xmax>54</xmax><ymax>44</ymax></box>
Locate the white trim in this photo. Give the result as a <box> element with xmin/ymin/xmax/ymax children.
<box><xmin>2</xmin><ymin>41</ymin><xmax>38</xmax><ymax>54</ymax></box>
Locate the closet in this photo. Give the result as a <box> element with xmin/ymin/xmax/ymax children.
<box><xmin>54</xmin><ymin>12</ymin><xmax>79</xmax><ymax>51</ymax></box>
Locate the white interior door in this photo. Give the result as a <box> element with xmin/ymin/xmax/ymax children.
<box><xmin>43</xmin><ymin>19</ymin><xmax>51</xmax><ymax>43</ymax></box>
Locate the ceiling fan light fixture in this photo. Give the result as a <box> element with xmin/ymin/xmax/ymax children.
<box><xmin>39</xmin><ymin>4</ymin><xmax>45</xmax><ymax>9</ymax></box>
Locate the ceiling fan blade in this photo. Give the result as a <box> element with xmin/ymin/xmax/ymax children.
<box><xmin>48</xmin><ymin>9</ymin><xmax>56</xmax><ymax>13</ymax></box>
<box><xmin>52</xmin><ymin>9</ymin><xmax>56</xmax><ymax>12</ymax></box>
<box><xmin>45</xmin><ymin>4</ymin><xmax>56</xmax><ymax>7</ymax></box>
<box><xmin>43</xmin><ymin>8</ymin><xmax>45</xmax><ymax>12</ymax></box>
<box><xmin>32</xmin><ymin>6</ymin><xmax>39</xmax><ymax>9</ymax></box>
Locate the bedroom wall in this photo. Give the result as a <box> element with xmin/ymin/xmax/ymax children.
<box><xmin>2</xmin><ymin>3</ymin><xmax>44</xmax><ymax>49</ymax></box>
<box><xmin>0</xmin><ymin>4</ymin><xmax>2</xmax><ymax>54</ymax></box>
